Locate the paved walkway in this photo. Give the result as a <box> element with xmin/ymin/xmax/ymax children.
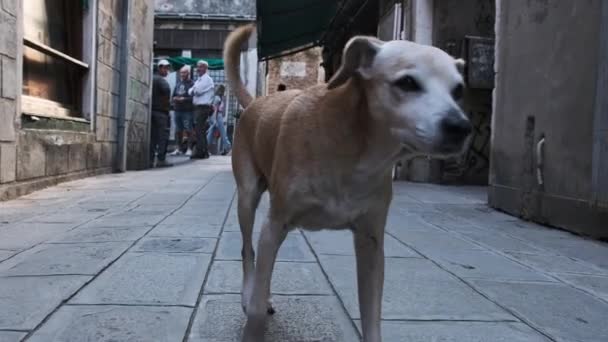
<box><xmin>1</xmin><ymin>156</ymin><xmax>607</xmax><ymax>342</ymax></box>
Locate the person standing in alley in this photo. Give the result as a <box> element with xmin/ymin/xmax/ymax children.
<box><xmin>207</xmin><ymin>85</ymin><xmax>231</xmax><ymax>155</ymax></box>
<box><xmin>189</xmin><ymin>60</ymin><xmax>215</xmax><ymax>159</ymax></box>
<box><xmin>169</xmin><ymin>65</ymin><xmax>195</xmax><ymax>156</ymax></box>
<box><xmin>150</xmin><ymin>59</ymin><xmax>173</xmax><ymax>168</ymax></box>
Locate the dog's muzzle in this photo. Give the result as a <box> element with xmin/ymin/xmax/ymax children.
<box><xmin>437</xmin><ymin>110</ymin><xmax>472</xmax><ymax>153</ymax></box>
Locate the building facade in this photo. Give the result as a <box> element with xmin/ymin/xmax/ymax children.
<box><xmin>319</xmin><ymin>0</ymin><xmax>495</xmax><ymax>185</ymax></box>
<box><xmin>154</xmin><ymin>0</ymin><xmax>258</xmax><ymax>144</ymax></box>
<box><xmin>0</xmin><ymin>0</ymin><xmax>156</xmax><ymax>201</ymax></box>
<box><xmin>489</xmin><ymin>0</ymin><xmax>608</xmax><ymax>238</ymax></box>
<box><xmin>315</xmin><ymin>0</ymin><xmax>607</xmax><ymax>238</ymax></box>
<box><xmin>265</xmin><ymin>48</ymin><xmax>324</xmax><ymax>95</ymax></box>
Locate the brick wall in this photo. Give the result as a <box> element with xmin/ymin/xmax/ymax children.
<box><xmin>266</xmin><ymin>48</ymin><xmax>323</xmax><ymax>94</ymax></box>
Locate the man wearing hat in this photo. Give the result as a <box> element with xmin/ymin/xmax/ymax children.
<box><xmin>150</xmin><ymin>59</ymin><xmax>173</xmax><ymax>168</ymax></box>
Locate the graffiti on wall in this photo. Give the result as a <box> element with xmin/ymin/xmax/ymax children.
<box><xmin>474</xmin><ymin>0</ymin><xmax>496</xmax><ymax>36</ymax></box>
<box><xmin>442</xmin><ymin>92</ymin><xmax>492</xmax><ymax>184</ymax></box>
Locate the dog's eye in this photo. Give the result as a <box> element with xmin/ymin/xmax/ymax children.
<box><xmin>452</xmin><ymin>84</ymin><xmax>464</xmax><ymax>101</ymax></box>
<box><xmin>395</xmin><ymin>76</ymin><xmax>422</xmax><ymax>92</ymax></box>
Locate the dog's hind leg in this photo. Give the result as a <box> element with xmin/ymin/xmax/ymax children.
<box><xmin>237</xmin><ymin>177</ymin><xmax>265</xmax><ymax>314</ymax></box>
<box><xmin>234</xmin><ymin>149</ymin><xmax>270</xmax><ymax>314</ymax></box>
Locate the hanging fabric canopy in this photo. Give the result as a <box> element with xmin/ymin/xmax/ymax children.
<box><xmin>256</xmin><ymin>0</ymin><xmax>340</xmax><ymax>60</ymax></box>
<box><xmin>154</xmin><ymin>57</ymin><xmax>224</xmax><ymax>70</ymax></box>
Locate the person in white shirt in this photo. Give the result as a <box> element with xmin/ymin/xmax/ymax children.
<box><xmin>188</xmin><ymin>60</ymin><xmax>215</xmax><ymax>159</ymax></box>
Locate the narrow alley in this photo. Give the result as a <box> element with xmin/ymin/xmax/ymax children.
<box><xmin>1</xmin><ymin>157</ymin><xmax>607</xmax><ymax>341</ymax></box>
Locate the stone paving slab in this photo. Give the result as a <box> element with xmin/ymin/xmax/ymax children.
<box><xmin>2</xmin><ymin>158</ymin><xmax>608</xmax><ymax>341</ymax></box>
<box><xmin>158</xmin><ymin>214</ymin><xmax>212</xmax><ymax>226</ymax></box>
<box><xmin>79</xmin><ymin>212</ymin><xmax>167</xmax><ymax>229</ymax></box>
<box><xmin>48</xmin><ymin>226</ymin><xmax>151</xmax><ymax>243</ymax></box>
<box><xmin>428</xmin><ymin>250</ymin><xmax>554</xmax><ymax>282</ymax></box>
<box><xmin>27</xmin><ymin>305</ymin><xmax>192</xmax><ymax>342</ymax></box>
<box><xmin>0</xmin><ymin>250</ymin><xmax>16</xmax><ymax>262</ymax></box>
<box><xmin>71</xmin><ymin>252</ymin><xmax>210</xmax><ymax>306</ymax></box>
<box><xmin>0</xmin><ymin>223</ymin><xmax>78</xmax><ymax>250</ymax></box>
<box><xmin>557</xmin><ymin>273</ymin><xmax>608</xmax><ymax>302</ymax></box>
<box><xmin>458</xmin><ymin>230</ymin><xmax>548</xmax><ymax>254</ymax></box>
<box><xmin>0</xmin><ymin>331</ymin><xmax>27</xmax><ymax>342</ymax></box>
<box><xmin>356</xmin><ymin>321</ymin><xmax>551</xmax><ymax>342</ymax></box>
<box><xmin>0</xmin><ymin>275</ymin><xmax>90</xmax><ymax>330</ymax></box>
<box><xmin>471</xmin><ymin>280</ymin><xmax>608</xmax><ymax>342</ymax></box>
<box><xmin>304</xmin><ymin>230</ymin><xmax>421</xmax><ymax>258</ymax></box>
<box><xmin>149</xmin><ymin>222</ymin><xmax>223</xmax><ymax>238</ymax></box>
<box><xmin>132</xmin><ymin>237</ymin><xmax>216</xmax><ymax>254</ymax></box>
<box><xmin>388</xmin><ymin>227</ymin><xmax>485</xmax><ymax>256</ymax></box>
<box><xmin>20</xmin><ymin>210</ymin><xmax>104</xmax><ymax>224</ymax></box>
<box><xmin>205</xmin><ymin>261</ymin><xmax>333</xmax><ymax>295</ymax></box>
<box><xmin>386</xmin><ymin>212</ymin><xmax>449</xmax><ymax>231</ymax></box>
<box><xmin>135</xmin><ymin>194</ymin><xmax>192</xmax><ymax>206</ymax></box>
<box><xmin>417</xmin><ymin>211</ymin><xmax>483</xmax><ymax>233</ymax></box>
<box><xmin>0</xmin><ymin>242</ymin><xmax>130</xmax><ymax>276</ymax></box>
<box><xmin>318</xmin><ymin>255</ymin><xmax>514</xmax><ymax>321</ymax></box>
<box><xmin>392</xmin><ymin>183</ymin><xmax>486</xmax><ymax>204</ymax></box>
<box><xmin>505</xmin><ymin>251</ymin><xmax>608</xmax><ymax>276</ymax></box>
<box><xmin>126</xmin><ymin>204</ymin><xmax>177</xmax><ymax>216</ymax></box>
<box><xmin>215</xmin><ymin>231</ymin><xmax>316</xmax><ymax>262</ymax></box>
<box><xmin>189</xmin><ymin>295</ymin><xmax>359</xmax><ymax>342</ymax></box>
<box><xmin>522</xmin><ymin>237</ymin><xmax>608</xmax><ymax>270</ymax></box>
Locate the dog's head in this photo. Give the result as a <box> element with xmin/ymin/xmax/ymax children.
<box><xmin>328</xmin><ymin>36</ymin><xmax>472</xmax><ymax>156</ymax></box>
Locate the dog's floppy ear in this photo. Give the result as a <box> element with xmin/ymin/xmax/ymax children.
<box><xmin>327</xmin><ymin>36</ymin><xmax>383</xmax><ymax>89</ymax></box>
<box><xmin>455</xmin><ymin>58</ymin><xmax>466</xmax><ymax>74</ymax></box>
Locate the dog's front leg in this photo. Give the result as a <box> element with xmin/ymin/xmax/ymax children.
<box><xmin>242</xmin><ymin>217</ymin><xmax>286</xmax><ymax>342</ymax></box>
<box><xmin>353</xmin><ymin>211</ymin><xmax>387</xmax><ymax>342</ymax></box>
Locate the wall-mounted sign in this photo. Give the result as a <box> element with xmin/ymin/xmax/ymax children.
<box><xmin>465</xmin><ymin>36</ymin><xmax>495</xmax><ymax>89</ymax></box>
<box><xmin>280</xmin><ymin>62</ymin><xmax>307</xmax><ymax>77</ymax></box>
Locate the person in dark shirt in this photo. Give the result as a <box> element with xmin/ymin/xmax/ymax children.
<box><xmin>150</xmin><ymin>60</ymin><xmax>173</xmax><ymax>168</ymax></box>
<box><xmin>169</xmin><ymin>65</ymin><xmax>195</xmax><ymax>156</ymax></box>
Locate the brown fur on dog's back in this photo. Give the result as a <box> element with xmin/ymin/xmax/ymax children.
<box><xmin>225</xmin><ymin>24</ymin><xmax>381</xmax><ymax>217</ymax></box>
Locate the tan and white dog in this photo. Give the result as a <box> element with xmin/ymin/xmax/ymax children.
<box><xmin>224</xmin><ymin>24</ymin><xmax>472</xmax><ymax>342</ymax></box>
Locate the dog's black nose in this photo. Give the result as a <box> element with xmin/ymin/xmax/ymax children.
<box><xmin>441</xmin><ymin>115</ymin><xmax>472</xmax><ymax>139</ymax></box>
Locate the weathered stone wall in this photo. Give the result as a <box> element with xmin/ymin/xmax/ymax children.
<box><xmin>266</xmin><ymin>48</ymin><xmax>323</xmax><ymax>94</ymax></box>
<box><xmin>127</xmin><ymin>0</ymin><xmax>154</xmax><ymax>170</ymax></box>
<box><xmin>0</xmin><ymin>0</ymin><xmax>21</xmax><ymax>194</ymax></box>
<box><xmin>489</xmin><ymin>0</ymin><xmax>607</xmax><ymax>238</ymax></box>
<box><xmin>0</xmin><ymin>0</ymin><xmax>21</xmax><ymax>186</ymax></box>
<box><xmin>96</xmin><ymin>0</ymin><xmax>122</xmax><ymax>170</ymax></box>
<box><xmin>0</xmin><ymin>0</ymin><xmax>155</xmax><ymax>200</ymax></box>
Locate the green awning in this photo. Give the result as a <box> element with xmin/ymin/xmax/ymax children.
<box><xmin>154</xmin><ymin>57</ymin><xmax>224</xmax><ymax>70</ymax></box>
<box><xmin>257</xmin><ymin>0</ymin><xmax>340</xmax><ymax>60</ymax></box>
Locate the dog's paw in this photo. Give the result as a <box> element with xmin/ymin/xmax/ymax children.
<box><xmin>241</xmin><ymin>302</ymin><xmax>275</xmax><ymax>315</ymax></box>
<box><xmin>267</xmin><ymin>306</ymin><xmax>276</xmax><ymax>315</ymax></box>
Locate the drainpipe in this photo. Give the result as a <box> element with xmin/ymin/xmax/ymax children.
<box><xmin>116</xmin><ymin>0</ymin><xmax>132</xmax><ymax>172</ymax></box>
<box><xmin>536</xmin><ymin>136</ymin><xmax>545</xmax><ymax>186</ymax></box>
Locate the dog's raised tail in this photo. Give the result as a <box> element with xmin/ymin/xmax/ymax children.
<box><xmin>223</xmin><ymin>24</ymin><xmax>255</xmax><ymax>108</ymax></box>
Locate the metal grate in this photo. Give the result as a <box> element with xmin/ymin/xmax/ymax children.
<box><xmin>204</xmin><ymin>69</ymin><xmax>237</xmax><ymax>126</ymax></box>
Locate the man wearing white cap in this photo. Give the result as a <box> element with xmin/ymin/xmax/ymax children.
<box><xmin>188</xmin><ymin>60</ymin><xmax>215</xmax><ymax>159</ymax></box>
<box><xmin>150</xmin><ymin>59</ymin><xmax>173</xmax><ymax>168</ymax></box>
